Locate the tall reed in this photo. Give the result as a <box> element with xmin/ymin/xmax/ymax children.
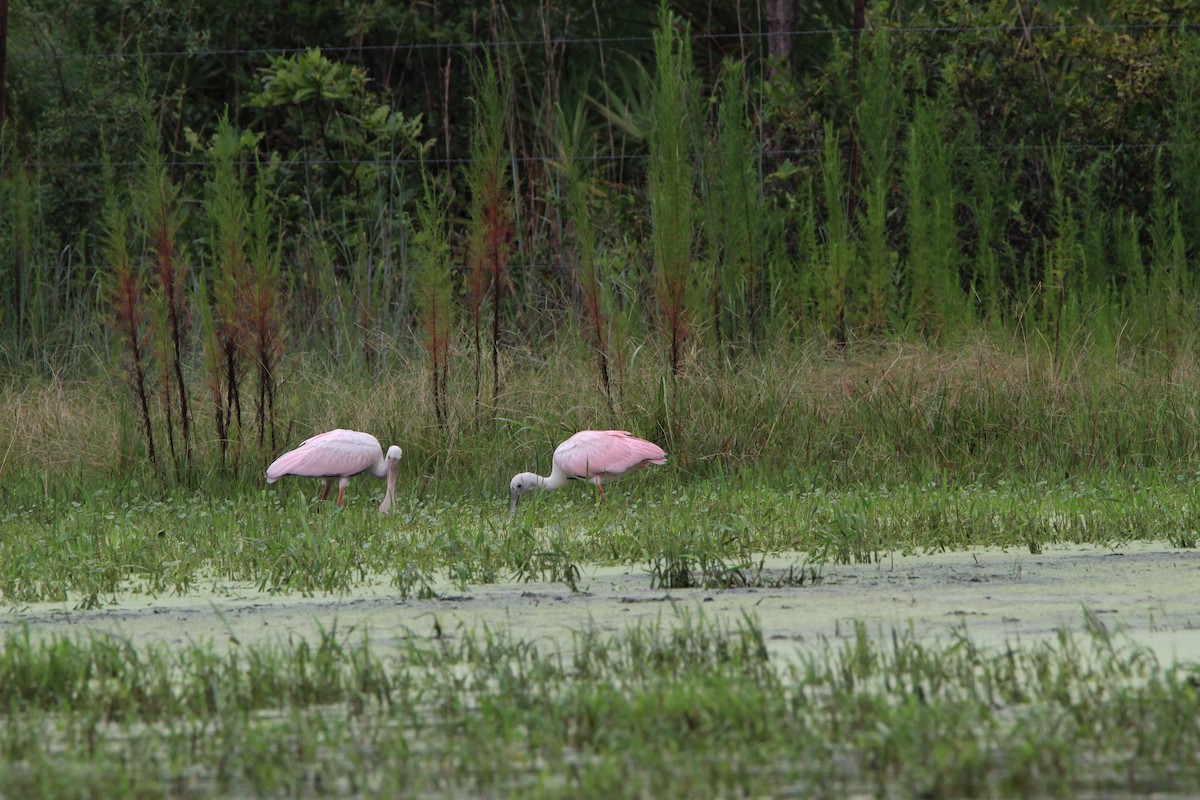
<box><xmin>649</xmin><ymin>2</ymin><xmax>698</xmax><ymax>374</ymax></box>
<box><xmin>707</xmin><ymin>59</ymin><xmax>762</xmax><ymax>348</ymax></box>
<box><xmin>1171</xmin><ymin>33</ymin><xmax>1200</xmax><ymax>259</ymax></box>
<box><xmin>412</xmin><ymin>167</ymin><xmax>454</xmax><ymax>428</ymax></box>
<box><xmin>346</xmin><ymin>177</ymin><xmax>405</xmax><ymax>372</ymax></box>
<box><xmin>101</xmin><ymin>154</ymin><xmax>156</xmax><ymax>466</ymax></box>
<box><xmin>854</xmin><ymin>27</ymin><xmax>900</xmax><ymax>332</ymax></box>
<box><xmin>767</xmin><ymin>173</ymin><xmax>819</xmax><ymax>334</ymax></box>
<box><xmin>1115</xmin><ymin>208</ymin><xmax>1146</xmax><ymax>330</ymax></box>
<box><xmin>1075</xmin><ymin>155</ymin><xmax>1108</xmax><ymax>300</ymax></box>
<box><xmin>149</xmin><ymin>283</ymin><xmax>179</xmax><ymax>470</ymax></box>
<box><xmin>1042</xmin><ymin>139</ymin><xmax>1081</xmax><ymax>359</ymax></box>
<box><xmin>135</xmin><ymin>91</ymin><xmax>191</xmax><ymax>471</ymax></box>
<box><xmin>903</xmin><ymin>93</ymin><xmax>961</xmax><ymax>338</ymax></box>
<box><xmin>1148</xmin><ymin>154</ymin><xmax>1188</xmax><ymax>358</ymax></box>
<box><xmin>466</xmin><ymin>50</ymin><xmax>513</xmax><ymax>413</ymax></box>
<box><xmin>818</xmin><ymin>120</ymin><xmax>852</xmax><ymax>341</ymax></box>
<box><xmin>559</xmin><ymin>104</ymin><xmax>615</xmax><ymax>409</ymax></box>
<box><xmin>204</xmin><ymin>117</ymin><xmax>250</xmax><ymax>467</ymax></box>
<box><xmin>959</xmin><ymin>119</ymin><xmax>1013</xmax><ymax>323</ymax></box>
<box><xmin>1</xmin><ymin>133</ymin><xmax>38</xmax><ymax>361</ymax></box>
<box><xmin>195</xmin><ymin>288</ymin><xmax>225</xmax><ymax>464</ymax></box>
<box><xmin>246</xmin><ymin>170</ymin><xmax>285</xmax><ymax>451</ymax></box>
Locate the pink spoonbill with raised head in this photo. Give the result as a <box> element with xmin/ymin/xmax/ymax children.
<box><xmin>265</xmin><ymin>429</ymin><xmax>402</xmax><ymax>513</ymax></box>
<box><xmin>509</xmin><ymin>430</ymin><xmax>667</xmax><ymax>512</ymax></box>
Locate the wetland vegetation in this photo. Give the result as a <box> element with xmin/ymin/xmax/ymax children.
<box><xmin>5</xmin><ymin>0</ymin><xmax>1200</xmax><ymax>796</ymax></box>
<box><xmin>4</xmin><ymin>337</ymin><xmax>1200</xmax><ymax>605</ymax></box>
<box><xmin>2</xmin><ymin>614</ymin><xmax>1199</xmax><ymax>798</ymax></box>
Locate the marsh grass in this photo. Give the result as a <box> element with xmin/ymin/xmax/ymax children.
<box><xmin>465</xmin><ymin>50</ymin><xmax>513</xmax><ymax>417</ymax></box>
<box><xmin>0</xmin><ymin>614</ymin><xmax>1196</xmax><ymax>798</ymax></box>
<box><xmin>14</xmin><ymin>329</ymin><xmax>1200</xmax><ymax>487</ymax></box>
<box><xmin>5</xmin><ymin>333</ymin><xmax>1200</xmax><ymax>602</ymax></box>
<box><xmin>1</xmin><ymin>454</ymin><xmax>1198</xmax><ymax>605</ymax></box>
<box><xmin>649</xmin><ymin>1</ymin><xmax>699</xmax><ymax>377</ymax></box>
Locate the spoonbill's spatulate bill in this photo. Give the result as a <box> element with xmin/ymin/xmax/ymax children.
<box><xmin>265</xmin><ymin>429</ymin><xmax>402</xmax><ymax>513</ymax></box>
<box><xmin>509</xmin><ymin>430</ymin><xmax>667</xmax><ymax>512</ymax></box>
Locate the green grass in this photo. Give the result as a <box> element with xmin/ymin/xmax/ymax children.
<box><xmin>2</xmin><ymin>337</ymin><xmax>1199</xmax><ymax>797</ymax></box>
<box><xmin>0</xmin><ymin>468</ymin><xmax>1196</xmax><ymax>605</ymax></box>
<box><xmin>0</xmin><ymin>613</ymin><xmax>1197</xmax><ymax>798</ymax></box>
<box><xmin>4</xmin><ymin>333</ymin><xmax>1200</xmax><ymax>603</ymax></box>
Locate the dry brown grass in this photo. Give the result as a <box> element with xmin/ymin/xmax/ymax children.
<box><xmin>0</xmin><ymin>378</ymin><xmax>125</xmax><ymax>476</ymax></box>
<box><xmin>6</xmin><ymin>329</ymin><xmax>1200</xmax><ymax>483</ymax></box>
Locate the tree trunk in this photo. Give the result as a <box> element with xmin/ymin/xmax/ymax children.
<box><xmin>766</xmin><ymin>0</ymin><xmax>795</xmax><ymax>81</ymax></box>
<box><xmin>853</xmin><ymin>0</ymin><xmax>867</xmax><ymax>49</ymax></box>
<box><xmin>847</xmin><ymin>0</ymin><xmax>868</xmax><ymax>217</ymax></box>
<box><xmin>0</xmin><ymin>0</ymin><xmax>9</xmax><ymax>124</ymax></box>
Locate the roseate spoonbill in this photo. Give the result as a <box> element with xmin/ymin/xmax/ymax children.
<box><xmin>265</xmin><ymin>429</ymin><xmax>402</xmax><ymax>513</ymax></box>
<box><xmin>509</xmin><ymin>430</ymin><xmax>667</xmax><ymax>512</ymax></box>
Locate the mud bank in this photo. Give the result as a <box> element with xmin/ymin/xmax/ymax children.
<box><xmin>5</xmin><ymin>541</ymin><xmax>1199</xmax><ymax>663</ymax></box>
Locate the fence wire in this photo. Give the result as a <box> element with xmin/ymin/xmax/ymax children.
<box><xmin>5</xmin><ymin>10</ymin><xmax>1192</xmax><ymax>168</ymax></box>
<box><xmin>21</xmin><ymin>142</ymin><xmax>1170</xmax><ymax>174</ymax></box>
<box><xmin>6</xmin><ymin>13</ymin><xmax>1191</xmax><ymax>173</ymax></box>
<box><xmin>7</xmin><ymin>21</ymin><xmax>1195</xmax><ymax>63</ymax></box>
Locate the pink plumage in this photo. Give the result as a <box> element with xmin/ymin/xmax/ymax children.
<box><xmin>265</xmin><ymin>429</ymin><xmax>402</xmax><ymax>512</ymax></box>
<box><xmin>552</xmin><ymin>430</ymin><xmax>667</xmax><ymax>481</ymax></box>
<box><xmin>266</xmin><ymin>430</ymin><xmax>382</xmax><ymax>480</ymax></box>
<box><xmin>509</xmin><ymin>429</ymin><xmax>667</xmax><ymax>511</ymax></box>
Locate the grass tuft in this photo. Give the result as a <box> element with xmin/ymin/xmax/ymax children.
<box><xmin>0</xmin><ymin>615</ymin><xmax>1196</xmax><ymax>798</ymax></box>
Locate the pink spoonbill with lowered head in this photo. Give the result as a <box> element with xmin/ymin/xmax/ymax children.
<box><xmin>265</xmin><ymin>429</ymin><xmax>402</xmax><ymax>513</ymax></box>
<box><xmin>509</xmin><ymin>430</ymin><xmax>667</xmax><ymax>512</ymax></box>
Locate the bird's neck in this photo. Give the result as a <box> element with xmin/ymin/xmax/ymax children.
<box><xmin>543</xmin><ymin>466</ymin><xmax>571</xmax><ymax>491</ymax></box>
<box><xmin>369</xmin><ymin>458</ymin><xmax>389</xmax><ymax>479</ymax></box>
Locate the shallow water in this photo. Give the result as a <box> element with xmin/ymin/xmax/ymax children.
<box><xmin>5</xmin><ymin>541</ymin><xmax>1199</xmax><ymax>664</ymax></box>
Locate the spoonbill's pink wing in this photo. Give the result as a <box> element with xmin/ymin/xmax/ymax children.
<box><xmin>553</xmin><ymin>430</ymin><xmax>667</xmax><ymax>480</ymax></box>
<box><xmin>265</xmin><ymin>429</ymin><xmax>383</xmax><ymax>481</ymax></box>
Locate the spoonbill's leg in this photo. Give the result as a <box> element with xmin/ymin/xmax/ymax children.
<box><xmin>597</xmin><ymin>483</ymin><xmax>608</xmax><ymax>503</ymax></box>
<box><xmin>336</xmin><ymin>478</ymin><xmax>350</xmax><ymax>507</ymax></box>
<box><xmin>320</xmin><ymin>479</ymin><xmax>334</xmax><ymax>501</ymax></box>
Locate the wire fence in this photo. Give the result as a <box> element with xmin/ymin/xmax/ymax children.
<box><xmin>7</xmin><ymin>21</ymin><xmax>1196</xmax><ymax>63</ymax></box>
<box><xmin>4</xmin><ymin>16</ymin><xmax>1190</xmax><ymax>188</ymax></box>
<box><xmin>22</xmin><ymin>141</ymin><xmax>1172</xmax><ymax>174</ymax></box>
<box><xmin>6</xmin><ymin>13</ymin><xmax>1191</xmax><ymax>176</ymax></box>
<box><xmin>3</xmin><ymin>11</ymin><xmax>1197</xmax><ymax>361</ymax></box>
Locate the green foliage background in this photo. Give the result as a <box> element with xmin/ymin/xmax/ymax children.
<box><xmin>5</xmin><ymin>0</ymin><xmax>1200</xmax><ymax>481</ymax></box>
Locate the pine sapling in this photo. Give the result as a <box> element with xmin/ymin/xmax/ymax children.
<box><xmin>102</xmin><ymin>163</ymin><xmax>157</xmax><ymax>465</ymax></box>
<box><xmin>562</xmin><ymin>108</ymin><xmax>613</xmax><ymax>411</ymax></box>
<box><xmin>649</xmin><ymin>2</ymin><xmax>698</xmax><ymax>375</ymax></box>
<box><xmin>709</xmin><ymin>59</ymin><xmax>762</xmax><ymax>348</ymax></box>
<box><xmin>246</xmin><ymin>171</ymin><xmax>286</xmax><ymax>452</ymax></box>
<box><xmin>205</xmin><ymin>117</ymin><xmax>250</xmax><ymax>467</ymax></box>
<box><xmin>412</xmin><ymin>168</ymin><xmax>454</xmax><ymax>427</ymax></box>
<box><xmin>136</xmin><ymin>96</ymin><xmax>192</xmax><ymax>469</ymax></box>
<box><xmin>466</xmin><ymin>50</ymin><xmax>513</xmax><ymax>412</ymax></box>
